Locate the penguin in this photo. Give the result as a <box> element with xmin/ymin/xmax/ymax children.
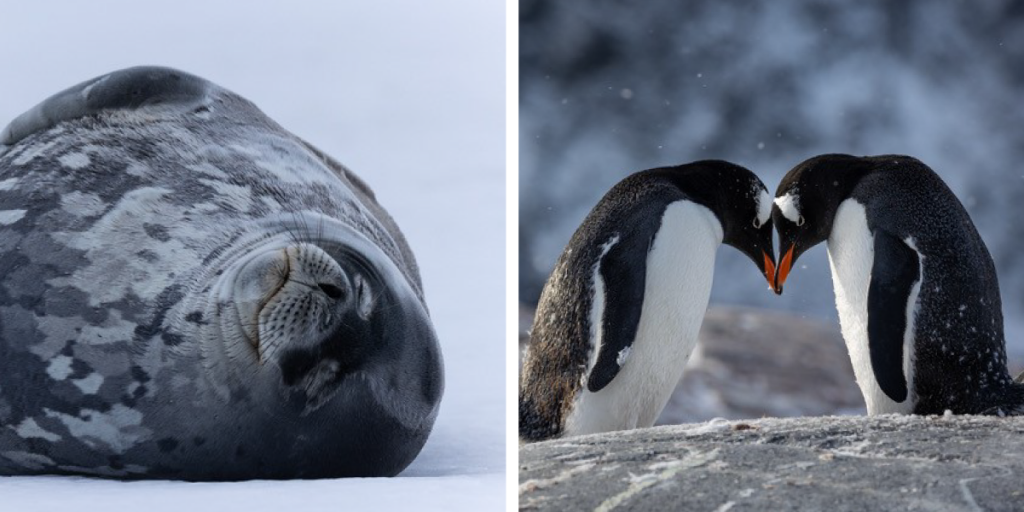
<box><xmin>519</xmin><ymin>160</ymin><xmax>777</xmax><ymax>441</ymax></box>
<box><xmin>771</xmin><ymin>154</ymin><xmax>1024</xmax><ymax>416</ymax></box>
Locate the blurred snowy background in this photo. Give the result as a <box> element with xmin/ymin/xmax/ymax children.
<box><xmin>0</xmin><ymin>1</ymin><xmax>504</xmax><ymax>510</ymax></box>
<box><xmin>520</xmin><ymin>0</ymin><xmax>1024</xmax><ymax>366</ymax></box>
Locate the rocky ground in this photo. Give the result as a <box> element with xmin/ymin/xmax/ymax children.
<box><xmin>520</xmin><ymin>414</ymin><xmax>1024</xmax><ymax>511</ymax></box>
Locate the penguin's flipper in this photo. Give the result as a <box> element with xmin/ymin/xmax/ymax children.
<box><xmin>867</xmin><ymin>230</ymin><xmax>921</xmax><ymax>403</ymax></box>
<box><xmin>585</xmin><ymin>231</ymin><xmax>654</xmax><ymax>393</ymax></box>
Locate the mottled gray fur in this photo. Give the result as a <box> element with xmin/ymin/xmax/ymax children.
<box><xmin>0</xmin><ymin>67</ymin><xmax>443</xmax><ymax>479</ymax></box>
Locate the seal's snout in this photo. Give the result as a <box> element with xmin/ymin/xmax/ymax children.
<box><xmin>233</xmin><ymin>248</ymin><xmax>289</xmax><ymax>352</ymax></box>
<box><xmin>233</xmin><ymin>243</ymin><xmax>341</xmax><ymax>362</ymax></box>
<box><xmin>308</xmin><ymin>259</ymin><xmax>376</xmax><ymax>326</ymax></box>
<box><xmin>238</xmin><ymin>243</ymin><xmax>386</xmax><ymax>414</ymax></box>
<box><xmin>233</xmin><ymin>241</ymin><xmax>379</xmax><ymax>375</ymax></box>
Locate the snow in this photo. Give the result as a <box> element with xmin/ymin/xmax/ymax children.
<box><xmin>674</xmin><ymin>417</ymin><xmax>733</xmax><ymax>436</ymax></box>
<box><xmin>0</xmin><ymin>474</ymin><xmax>505</xmax><ymax>511</ymax></box>
<box><xmin>616</xmin><ymin>346</ymin><xmax>631</xmax><ymax>367</ymax></box>
<box><xmin>0</xmin><ymin>1</ymin><xmax>504</xmax><ymax>510</ymax></box>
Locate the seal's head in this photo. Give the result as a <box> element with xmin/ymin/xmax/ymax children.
<box><xmin>196</xmin><ymin>213</ymin><xmax>445</xmax><ymax>478</ymax></box>
<box><xmin>231</xmin><ymin>236</ymin><xmax>441</xmax><ymax>417</ymax></box>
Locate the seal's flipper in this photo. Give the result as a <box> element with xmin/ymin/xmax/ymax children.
<box><xmin>867</xmin><ymin>229</ymin><xmax>920</xmax><ymax>403</ymax></box>
<box><xmin>1</xmin><ymin>66</ymin><xmax>210</xmax><ymax>148</ymax></box>
<box><xmin>586</xmin><ymin>227</ymin><xmax>657</xmax><ymax>393</ymax></box>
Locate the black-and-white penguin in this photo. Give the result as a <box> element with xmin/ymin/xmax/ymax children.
<box><xmin>771</xmin><ymin>154</ymin><xmax>1024</xmax><ymax>416</ymax></box>
<box><xmin>519</xmin><ymin>161</ymin><xmax>777</xmax><ymax>441</ymax></box>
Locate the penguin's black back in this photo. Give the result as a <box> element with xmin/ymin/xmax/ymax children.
<box><xmin>845</xmin><ymin>156</ymin><xmax>1019</xmax><ymax>414</ymax></box>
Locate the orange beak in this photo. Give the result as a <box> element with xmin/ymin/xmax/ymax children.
<box><xmin>774</xmin><ymin>244</ymin><xmax>795</xmax><ymax>294</ymax></box>
<box><xmin>763</xmin><ymin>251</ymin><xmax>776</xmax><ymax>291</ymax></box>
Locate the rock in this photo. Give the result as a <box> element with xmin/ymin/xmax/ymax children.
<box><xmin>519</xmin><ymin>305</ymin><xmax>866</xmax><ymax>422</ymax></box>
<box><xmin>519</xmin><ymin>415</ymin><xmax>1024</xmax><ymax>511</ymax></box>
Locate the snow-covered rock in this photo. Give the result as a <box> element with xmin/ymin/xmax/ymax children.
<box><xmin>520</xmin><ymin>414</ymin><xmax>1024</xmax><ymax>511</ymax></box>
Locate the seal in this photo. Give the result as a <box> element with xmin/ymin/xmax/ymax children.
<box><xmin>0</xmin><ymin>66</ymin><xmax>444</xmax><ymax>480</ymax></box>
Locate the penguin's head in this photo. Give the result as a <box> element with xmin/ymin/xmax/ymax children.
<box><xmin>771</xmin><ymin>154</ymin><xmax>866</xmax><ymax>294</ymax></box>
<box><xmin>685</xmin><ymin>161</ymin><xmax>778</xmax><ymax>292</ymax></box>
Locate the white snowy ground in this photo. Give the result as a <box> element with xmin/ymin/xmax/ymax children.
<box><xmin>0</xmin><ymin>1</ymin><xmax>505</xmax><ymax>510</ymax></box>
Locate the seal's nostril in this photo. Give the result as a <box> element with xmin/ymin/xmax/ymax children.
<box><xmin>318</xmin><ymin>283</ymin><xmax>343</xmax><ymax>299</ymax></box>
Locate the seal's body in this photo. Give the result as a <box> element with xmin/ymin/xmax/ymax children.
<box><xmin>772</xmin><ymin>154</ymin><xmax>1024</xmax><ymax>416</ymax></box>
<box><xmin>0</xmin><ymin>67</ymin><xmax>443</xmax><ymax>479</ymax></box>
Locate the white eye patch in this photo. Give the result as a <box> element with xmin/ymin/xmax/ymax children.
<box><xmin>756</xmin><ymin>188</ymin><xmax>772</xmax><ymax>227</ymax></box>
<box><xmin>774</xmin><ymin>192</ymin><xmax>801</xmax><ymax>223</ymax></box>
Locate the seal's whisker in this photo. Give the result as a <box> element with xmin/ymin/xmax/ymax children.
<box><xmin>284</xmin><ymin>211</ymin><xmax>307</xmax><ymax>246</ymax></box>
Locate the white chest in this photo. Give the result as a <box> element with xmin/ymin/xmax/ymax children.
<box><xmin>827</xmin><ymin>199</ymin><xmax>919</xmax><ymax>414</ymax></box>
<box><xmin>566</xmin><ymin>200</ymin><xmax>722</xmax><ymax>436</ymax></box>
